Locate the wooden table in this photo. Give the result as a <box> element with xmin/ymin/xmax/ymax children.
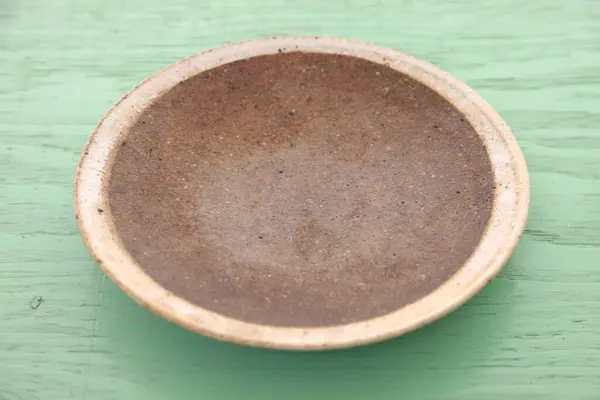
<box><xmin>1</xmin><ymin>1</ymin><xmax>599</xmax><ymax>399</ymax></box>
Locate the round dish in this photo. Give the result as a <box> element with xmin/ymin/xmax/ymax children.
<box><xmin>74</xmin><ymin>36</ymin><xmax>529</xmax><ymax>350</ymax></box>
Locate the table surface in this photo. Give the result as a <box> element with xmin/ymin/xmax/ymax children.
<box><xmin>1</xmin><ymin>0</ymin><xmax>600</xmax><ymax>399</ymax></box>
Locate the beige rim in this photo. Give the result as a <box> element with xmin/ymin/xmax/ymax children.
<box><xmin>74</xmin><ymin>36</ymin><xmax>530</xmax><ymax>350</ymax></box>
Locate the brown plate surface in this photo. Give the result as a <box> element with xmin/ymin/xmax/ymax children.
<box><xmin>107</xmin><ymin>52</ymin><xmax>494</xmax><ymax>327</ymax></box>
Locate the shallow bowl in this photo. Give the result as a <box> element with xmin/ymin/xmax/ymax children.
<box><xmin>74</xmin><ymin>36</ymin><xmax>529</xmax><ymax>350</ymax></box>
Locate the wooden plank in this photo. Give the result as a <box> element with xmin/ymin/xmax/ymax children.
<box><xmin>1</xmin><ymin>0</ymin><xmax>599</xmax><ymax>398</ymax></box>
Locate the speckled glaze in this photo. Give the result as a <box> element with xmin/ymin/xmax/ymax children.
<box><xmin>74</xmin><ymin>37</ymin><xmax>530</xmax><ymax>350</ymax></box>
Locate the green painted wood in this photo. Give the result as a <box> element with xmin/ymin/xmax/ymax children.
<box><xmin>1</xmin><ymin>0</ymin><xmax>599</xmax><ymax>398</ymax></box>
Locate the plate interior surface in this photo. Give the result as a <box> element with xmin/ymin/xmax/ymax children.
<box><xmin>107</xmin><ymin>52</ymin><xmax>494</xmax><ymax>327</ymax></box>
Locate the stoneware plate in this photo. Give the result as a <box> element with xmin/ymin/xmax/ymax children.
<box><xmin>74</xmin><ymin>36</ymin><xmax>529</xmax><ymax>350</ymax></box>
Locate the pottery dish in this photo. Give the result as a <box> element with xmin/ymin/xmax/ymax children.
<box><xmin>74</xmin><ymin>37</ymin><xmax>529</xmax><ymax>350</ymax></box>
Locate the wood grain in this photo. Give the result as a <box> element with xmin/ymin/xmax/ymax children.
<box><xmin>1</xmin><ymin>0</ymin><xmax>599</xmax><ymax>399</ymax></box>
